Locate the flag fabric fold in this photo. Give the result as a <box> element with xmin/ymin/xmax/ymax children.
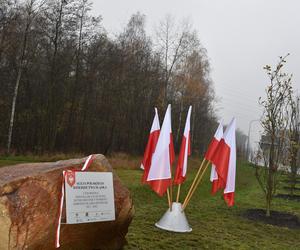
<box><xmin>205</xmin><ymin>123</ymin><xmax>223</xmax><ymax>162</ymax></box>
<box><xmin>141</xmin><ymin>108</ymin><xmax>160</xmax><ymax>183</ymax></box>
<box><xmin>146</xmin><ymin>104</ymin><xmax>175</xmax><ymax>196</ymax></box>
<box><xmin>210</xmin><ymin>118</ymin><xmax>236</xmax><ymax>206</ymax></box>
<box><xmin>174</xmin><ymin>106</ymin><xmax>192</xmax><ymax>185</ymax></box>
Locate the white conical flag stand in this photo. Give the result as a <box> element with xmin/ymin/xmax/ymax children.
<box><xmin>155</xmin><ymin>202</ymin><xmax>192</xmax><ymax>232</ymax></box>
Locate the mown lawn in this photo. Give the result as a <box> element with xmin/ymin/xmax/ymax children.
<box><xmin>115</xmin><ymin>161</ymin><xmax>300</xmax><ymax>250</ymax></box>
<box><xmin>1</xmin><ymin>156</ymin><xmax>299</xmax><ymax>249</ymax></box>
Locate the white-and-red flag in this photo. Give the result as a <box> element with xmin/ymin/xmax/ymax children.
<box><xmin>174</xmin><ymin>106</ymin><xmax>192</xmax><ymax>185</ymax></box>
<box><xmin>141</xmin><ymin>108</ymin><xmax>160</xmax><ymax>183</ymax></box>
<box><xmin>146</xmin><ymin>104</ymin><xmax>175</xmax><ymax>196</ymax></box>
<box><xmin>210</xmin><ymin>118</ymin><xmax>236</xmax><ymax>207</ymax></box>
<box><xmin>205</xmin><ymin>123</ymin><xmax>224</xmax><ymax>194</ymax></box>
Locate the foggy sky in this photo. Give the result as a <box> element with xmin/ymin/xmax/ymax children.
<box><xmin>91</xmin><ymin>0</ymin><xmax>300</xmax><ymax>149</ymax></box>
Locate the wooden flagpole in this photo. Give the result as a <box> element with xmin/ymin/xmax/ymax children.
<box><xmin>167</xmin><ymin>188</ymin><xmax>171</xmax><ymax>209</ymax></box>
<box><xmin>182</xmin><ymin>158</ymin><xmax>206</xmax><ymax>208</ymax></box>
<box><xmin>170</xmin><ymin>182</ymin><xmax>173</xmax><ymax>203</ymax></box>
<box><xmin>182</xmin><ymin>161</ymin><xmax>210</xmax><ymax>210</ymax></box>
<box><xmin>169</xmin><ymin>182</ymin><xmax>173</xmax><ymax>211</ymax></box>
<box><xmin>176</xmin><ymin>184</ymin><xmax>181</xmax><ymax>202</ymax></box>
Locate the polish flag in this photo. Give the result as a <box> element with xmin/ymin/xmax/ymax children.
<box><xmin>205</xmin><ymin>123</ymin><xmax>224</xmax><ymax>194</ymax></box>
<box><xmin>146</xmin><ymin>104</ymin><xmax>175</xmax><ymax>196</ymax></box>
<box><xmin>210</xmin><ymin>118</ymin><xmax>236</xmax><ymax>206</ymax></box>
<box><xmin>141</xmin><ymin>108</ymin><xmax>160</xmax><ymax>183</ymax></box>
<box><xmin>174</xmin><ymin>106</ymin><xmax>192</xmax><ymax>185</ymax></box>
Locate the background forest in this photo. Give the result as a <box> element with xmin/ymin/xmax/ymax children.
<box><xmin>1</xmin><ymin>0</ymin><xmax>222</xmax><ymax>155</ymax></box>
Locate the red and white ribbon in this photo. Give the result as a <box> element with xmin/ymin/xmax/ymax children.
<box><xmin>55</xmin><ymin>154</ymin><xmax>95</xmax><ymax>248</ymax></box>
<box><xmin>81</xmin><ymin>154</ymin><xmax>94</xmax><ymax>171</ymax></box>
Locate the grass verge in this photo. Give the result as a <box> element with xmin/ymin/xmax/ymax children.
<box><xmin>1</xmin><ymin>155</ymin><xmax>299</xmax><ymax>249</ymax></box>
<box><xmin>115</xmin><ymin>161</ymin><xmax>300</xmax><ymax>250</ymax></box>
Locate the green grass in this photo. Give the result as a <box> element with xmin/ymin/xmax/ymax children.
<box><xmin>1</xmin><ymin>156</ymin><xmax>299</xmax><ymax>249</ymax></box>
<box><xmin>115</xmin><ymin>161</ymin><xmax>300</xmax><ymax>250</ymax></box>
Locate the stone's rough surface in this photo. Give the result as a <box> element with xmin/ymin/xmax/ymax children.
<box><xmin>0</xmin><ymin>155</ymin><xmax>134</xmax><ymax>250</ymax></box>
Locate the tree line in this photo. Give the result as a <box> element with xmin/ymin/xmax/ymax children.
<box><xmin>0</xmin><ymin>0</ymin><xmax>217</xmax><ymax>155</ymax></box>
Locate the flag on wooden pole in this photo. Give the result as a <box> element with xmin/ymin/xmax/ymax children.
<box><xmin>174</xmin><ymin>106</ymin><xmax>192</xmax><ymax>185</ymax></box>
<box><xmin>141</xmin><ymin>108</ymin><xmax>160</xmax><ymax>183</ymax></box>
<box><xmin>210</xmin><ymin>118</ymin><xmax>236</xmax><ymax>206</ymax></box>
<box><xmin>147</xmin><ymin>104</ymin><xmax>175</xmax><ymax>196</ymax></box>
<box><xmin>205</xmin><ymin>123</ymin><xmax>224</xmax><ymax>193</ymax></box>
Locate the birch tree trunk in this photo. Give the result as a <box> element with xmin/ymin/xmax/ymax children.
<box><xmin>7</xmin><ymin>1</ymin><xmax>34</xmax><ymax>153</ymax></box>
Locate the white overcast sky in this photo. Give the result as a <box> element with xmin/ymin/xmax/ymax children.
<box><xmin>91</xmin><ymin>0</ymin><xmax>300</xmax><ymax>148</ymax></box>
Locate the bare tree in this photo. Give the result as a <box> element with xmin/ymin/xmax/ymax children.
<box><xmin>172</xmin><ymin>49</ymin><xmax>212</xmax><ymax>146</ymax></box>
<box><xmin>7</xmin><ymin>0</ymin><xmax>45</xmax><ymax>154</ymax></box>
<box><xmin>154</xmin><ymin>15</ymin><xmax>199</xmax><ymax>104</ymax></box>
<box><xmin>256</xmin><ymin>54</ymin><xmax>292</xmax><ymax>216</ymax></box>
<box><xmin>42</xmin><ymin>0</ymin><xmax>69</xmax><ymax>150</ymax></box>
<box><xmin>154</xmin><ymin>16</ymin><xmax>214</xmax><ymax>148</ymax></box>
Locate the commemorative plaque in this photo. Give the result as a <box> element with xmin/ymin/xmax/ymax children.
<box><xmin>65</xmin><ymin>171</ymin><xmax>115</xmax><ymax>224</ymax></box>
